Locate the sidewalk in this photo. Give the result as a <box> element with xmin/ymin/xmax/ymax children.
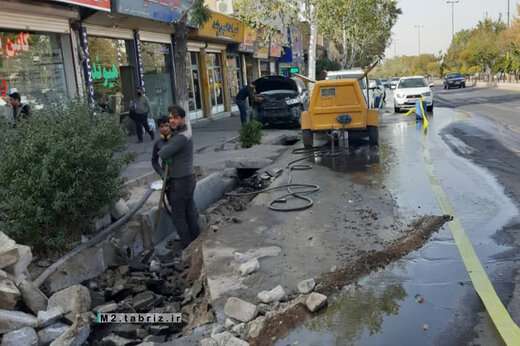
<box><xmin>475</xmin><ymin>81</ymin><xmax>520</xmax><ymax>92</ymax></box>
<box><xmin>121</xmin><ymin>114</ymin><xmax>242</xmax><ymax>184</ymax></box>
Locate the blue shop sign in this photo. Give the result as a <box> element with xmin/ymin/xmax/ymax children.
<box><xmin>278</xmin><ymin>46</ymin><xmax>292</xmax><ymax>63</ymax></box>
<box><xmin>113</xmin><ymin>0</ymin><xmax>193</xmax><ymax>23</ymax></box>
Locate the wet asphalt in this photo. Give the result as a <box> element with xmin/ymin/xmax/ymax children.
<box><xmin>275</xmin><ymin>88</ymin><xmax>520</xmax><ymax>346</ymax></box>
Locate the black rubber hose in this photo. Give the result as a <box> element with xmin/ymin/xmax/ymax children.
<box><xmin>226</xmin><ymin>144</ymin><xmax>345</xmax><ymax>212</ymax></box>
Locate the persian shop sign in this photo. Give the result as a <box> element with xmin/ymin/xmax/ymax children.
<box><xmin>113</xmin><ymin>0</ymin><xmax>194</xmax><ymax>23</ymax></box>
<box><xmin>52</xmin><ymin>0</ymin><xmax>111</xmax><ymax>11</ymax></box>
<box><xmin>197</xmin><ymin>12</ymin><xmax>242</xmax><ymax>42</ymax></box>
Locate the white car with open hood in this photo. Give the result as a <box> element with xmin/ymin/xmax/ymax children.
<box><xmin>393</xmin><ymin>76</ymin><xmax>434</xmax><ymax>113</ymax></box>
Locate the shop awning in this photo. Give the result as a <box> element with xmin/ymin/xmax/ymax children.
<box><xmin>112</xmin><ymin>0</ymin><xmax>194</xmax><ymax>23</ymax></box>
<box><xmin>52</xmin><ymin>0</ymin><xmax>111</xmax><ymax>11</ymax></box>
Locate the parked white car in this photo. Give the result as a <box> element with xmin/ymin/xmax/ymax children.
<box><xmin>393</xmin><ymin>76</ymin><xmax>434</xmax><ymax>113</ymax></box>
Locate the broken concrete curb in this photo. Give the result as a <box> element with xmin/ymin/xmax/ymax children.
<box><xmin>297</xmin><ymin>278</ymin><xmax>316</xmax><ymax>294</ymax></box>
<box><xmin>1</xmin><ymin>326</ymin><xmax>38</xmax><ymax>346</ymax></box>
<box><xmin>223</xmin><ymin>298</ymin><xmax>257</xmax><ymax>323</ymax></box>
<box><xmin>305</xmin><ymin>292</ymin><xmax>328</xmax><ymax>313</ymax></box>
<box><xmin>257</xmin><ymin>285</ymin><xmax>286</xmax><ymax>304</ymax></box>
<box><xmin>47</xmin><ymin>285</ymin><xmax>91</xmax><ymax>322</ymax></box>
<box><xmin>0</xmin><ymin>309</ymin><xmax>38</xmax><ymax>334</ymax></box>
<box><xmin>238</xmin><ymin>258</ymin><xmax>260</xmax><ymax>276</ymax></box>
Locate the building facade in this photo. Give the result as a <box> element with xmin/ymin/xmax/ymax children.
<box><xmin>0</xmin><ymin>0</ymin><xmax>293</xmax><ymax>122</ymax></box>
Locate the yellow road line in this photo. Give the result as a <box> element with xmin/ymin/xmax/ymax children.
<box><xmin>422</xmin><ymin>138</ymin><xmax>520</xmax><ymax>345</ymax></box>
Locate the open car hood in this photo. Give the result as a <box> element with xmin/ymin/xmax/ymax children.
<box><xmin>253</xmin><ymin>76</ymin><xmax>298</xmax><ymax>93</ymax></box>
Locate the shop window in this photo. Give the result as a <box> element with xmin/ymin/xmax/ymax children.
<box><xmin>206</xmin><ymin>53</ymin><xmax>224</xmax><ymax>113</ymax></box>
<box><xmin>0</xmin><ymin>30</ymin><xmax>69</xmax><ymax>114</ymax></box>
<box><xmin>260</xmin><ymin>60</ymin><xmax>270</xmax><ymax>76</ymax></box>
<box><xmin>141</xmin><ymin>41</ymin><xmax>174</xmax><ymax>118</ymax></box>
<box><xmin>186</xmin><ymin>52</ymin><xmax>203</xmax><ymax>119</ymax></box>
<box><xmin>88</xmin><ymin>36</ymin><xmax>133</xmax><ymax>114</ymax></box>
<box><xmin>227</xmin><ymin>55</ymin><xmax>243</xmax><ymax>103</ymax></box>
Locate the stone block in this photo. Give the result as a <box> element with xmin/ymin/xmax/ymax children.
<box><xmin>0</xmin><ymin>309</ymin><xmax>38</xmax><ymax>334</ymax></box>
<box><xmin>0</xmin><ymin>278</ymin><xmax>20</xmax><ymax>310</ymax></box>
<box><xmin>37</xmin><ymin>323</ymin><xmax>69</xmax><ymax>346</ymax></box>
<box><xmin>18</xmin><ymin>279</ymin><xmax>48</xmax><ymax>314</ymax></box>
<box><xmin>45</xmin><ymin>247</ymin><xmax>106</xmax><ymax>294</ymax></box>
<box><xmin>49</xmin><ymin>314</ymin><xmax>90</xmax><ymax>346</ymax></box>
<box><xmin>297</xmin><ymin>278</ymin><xmax>316</xmax><ymax>294</ymax></box>
<box><xmin>100</xmin><ymin>334</ymin><xmax>136</xmax><ymax>346</ymax></box>
<box><xmin>224</xmin><ymin>298</ymin><xmax>257</xmax><ymax>323</ymax></box>
<box><xmin>4</xmin><ymin>245</ymin><xmax>32</xmax><ymax>280</ymax></box>
<box><xmin>0</xmin><ymin>248</ymin><xmax>18</xmax><ymax>271</ymax></box>
<box><xmin>1</xmin><ymin>326</ymin><xmax>38</xmax><ymax>346</ymax></box>
<box><xmin>305</xmin><ymin>293</ymin><xmax>327</xmax><ymax>313</ymax></box>
<box><xmin>257</xmin><ymin>285</ymin><xmax>286</xmax><ymax>304</ymax></box>
<box><xmin>247</xmin><ymin>316</ymin><xmax>265</xmax><ymax>339</ymax></box>
<box><xmin>93</xmin><ymin>302</ymin><xmax>118</xmax><ymax>314</ymax></box>
<box><xmin>238</xmin><ymin>259</ymin><xmax>260</xmax><ymax>276</ymax></box>
<box><xmin>48</xmin><ymin>285</ymin><xmax>91</xmax><ymax>322</ymax></box>
<box><xmin>37</xmin><ymin>307</ymin><xmax>64</xmax><ymax>328</ymax></box>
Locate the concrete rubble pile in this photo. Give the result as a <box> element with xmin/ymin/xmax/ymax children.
<box><xmin>0</xmin><ymin>231</ymin><xmax>214</xmax><ymax>345</ymax></box>
<box><xmin>201</xmin><ymin>278</ymin><xmax>326</xmax><ymax>345</ymax></box>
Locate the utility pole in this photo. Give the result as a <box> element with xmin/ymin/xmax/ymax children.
<box><xmin>414</xmin><ymin>25</ymin><xmax>423</xmax><ymax>56</ymax></box>
<box><xmin>446</xmin><ymin>0</ymin><xmax>459</xmax><ymax>39</ymax></box>
<box><xmin>393</xmin><ymin>39</ymin><xmax>398</xmax><ymax>57</ymax></box>
<box><xmin>507</xmin><ymin>0</ymin><xmax>511</xmax><ymax>27</ymax></box>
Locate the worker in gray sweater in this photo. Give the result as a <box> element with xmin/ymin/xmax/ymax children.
<box><xmin>158</xmin><ymin>105</ymin><xmax>199</xmax><ymax>249</ymax></box>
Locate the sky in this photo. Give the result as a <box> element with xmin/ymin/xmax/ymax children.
<box><xmin>385</xmin><ymin>0</ymin><xmax>520</xmax><ymax>58</ymax></box>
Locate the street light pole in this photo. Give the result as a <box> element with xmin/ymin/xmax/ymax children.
<box><xmin>507</xmin><ymin>0</ymin><xmax>511</xmax><ymax>27</ymax></box>
<box><xmin>414</xmin><ymin>25</ymin><xmax>423</xmax><ymax>56</ymax></box>
<box><xmin>446</xmin><ymin>0</ymin><xmax>460</xmax><ymax>39</ymax></box>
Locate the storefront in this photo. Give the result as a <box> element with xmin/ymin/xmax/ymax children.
<box><xmin>190</xmin><ymin>11</ymin><xmax>243</xmax><ymax>117</ymax></box>
<box><xmin>139</xmin><ymin>32</ymin><xmax>174</xmax><ymax>119</ymax></box>
<box><xmin>0</xmin><ymin>1</ymin><xmax>78</xmax><ymax>118</ymax></box>
<box><xmin>80</xmin><ymin>0</ymin><xmax>189</xmax><ymax>117</ymax></box>
<box><xmin>83</xmin><ymin>25</ymin><xmax>136</xmax><ymax>115</ymax></box>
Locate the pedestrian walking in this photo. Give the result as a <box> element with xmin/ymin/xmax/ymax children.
<box><xmin>2</xmin><ymin>92</ymin><xmax>30</xmax><ymax>126</ymax></box>
<box><xmin>159</xmin><ymin>105</ymin><xmax>200</xmax><ymax>249</ymax></box>
<box><xmin>235</xmin><ymin>83</ymin><xmax>254</xmax><ymax>125</ymax></box>
<box><xmin>129</xmin><ymin>88</ymin><xmax>155</xmax><ymax>143</ymax></box>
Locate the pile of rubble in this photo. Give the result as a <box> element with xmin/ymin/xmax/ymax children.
<box><xmin>0</xmin><ymin>230</ymin><xmax>213</xmax><ymax>345</ymax></box>
<box><xmin>200</xmin><ymin>277</ymin><xmax>327</xmax><ymax>346</ymax></box>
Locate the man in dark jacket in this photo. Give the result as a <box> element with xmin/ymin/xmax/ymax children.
<box><xmin>159</xmin><ymin>105</ymin><xmax>200</xmax><ymax>249</ymax></box>
<box><xmin>151</xmin><ymin>116</ymin><xmax>172</xmax><ymax>178</ymax></box>
<box><xmin>235</xmin><ymin>83</ymin><xmax>254</xmax><ymax>125</ymax></box>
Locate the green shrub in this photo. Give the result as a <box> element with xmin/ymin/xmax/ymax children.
<box><xmin>0</xmin><ymin>100</ymin><xmax>128</xmax><ymax>254</ymax></box>
<box><xmin>239</xmin><ymin>120</ymin><xmax>263</xmax><ymax>148</ymax></box>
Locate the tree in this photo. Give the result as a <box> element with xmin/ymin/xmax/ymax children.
<box><xmin>318</xmin><ymin>0</ymin><xmax>401</xmax><ymax>68</ymax></box>
<box><xmin>444</xmin><ymin>18</ymin><xmax>507</xmax><ymax>79</ymax></box>
<box><xmin>373</xmin><ymin>54</ymin><xmax>442</xmax><ymax>78</ymax></box>
<box><xmin>173</xmin><ymin>0</ymin><xmax>210</xmax><ymax>112</ymax></box>
<box><xmin>234</xmin><ymin>0</ymin><xmax>400</xmax><ymax>80</ymax></box>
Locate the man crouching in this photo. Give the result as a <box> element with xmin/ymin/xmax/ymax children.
<box><xmin>159</xmin><ymin>105</ymin><xmax>200</xmax><ymax>249</ymax></box>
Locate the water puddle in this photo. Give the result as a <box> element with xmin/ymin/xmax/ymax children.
<box><xmin>275</xmin><ymin>108</ymin><xmax>518</xmax><ymax>346</ymax></box>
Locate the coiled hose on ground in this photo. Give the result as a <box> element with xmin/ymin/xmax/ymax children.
<box><xmin>226</xmin><ymin>145</ymin><xmax>346</xmax><ymax>212</ymax></box>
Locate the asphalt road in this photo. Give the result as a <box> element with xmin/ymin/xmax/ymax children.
<box><xmin>435</xmin><ymin>86</ymin><xmax>520</xmax><ymax>134</ymax></box>
<box><xmin>274</xmin><ymin>88</ymin><xmax>520</xmax><ymax>346</ymax></box>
